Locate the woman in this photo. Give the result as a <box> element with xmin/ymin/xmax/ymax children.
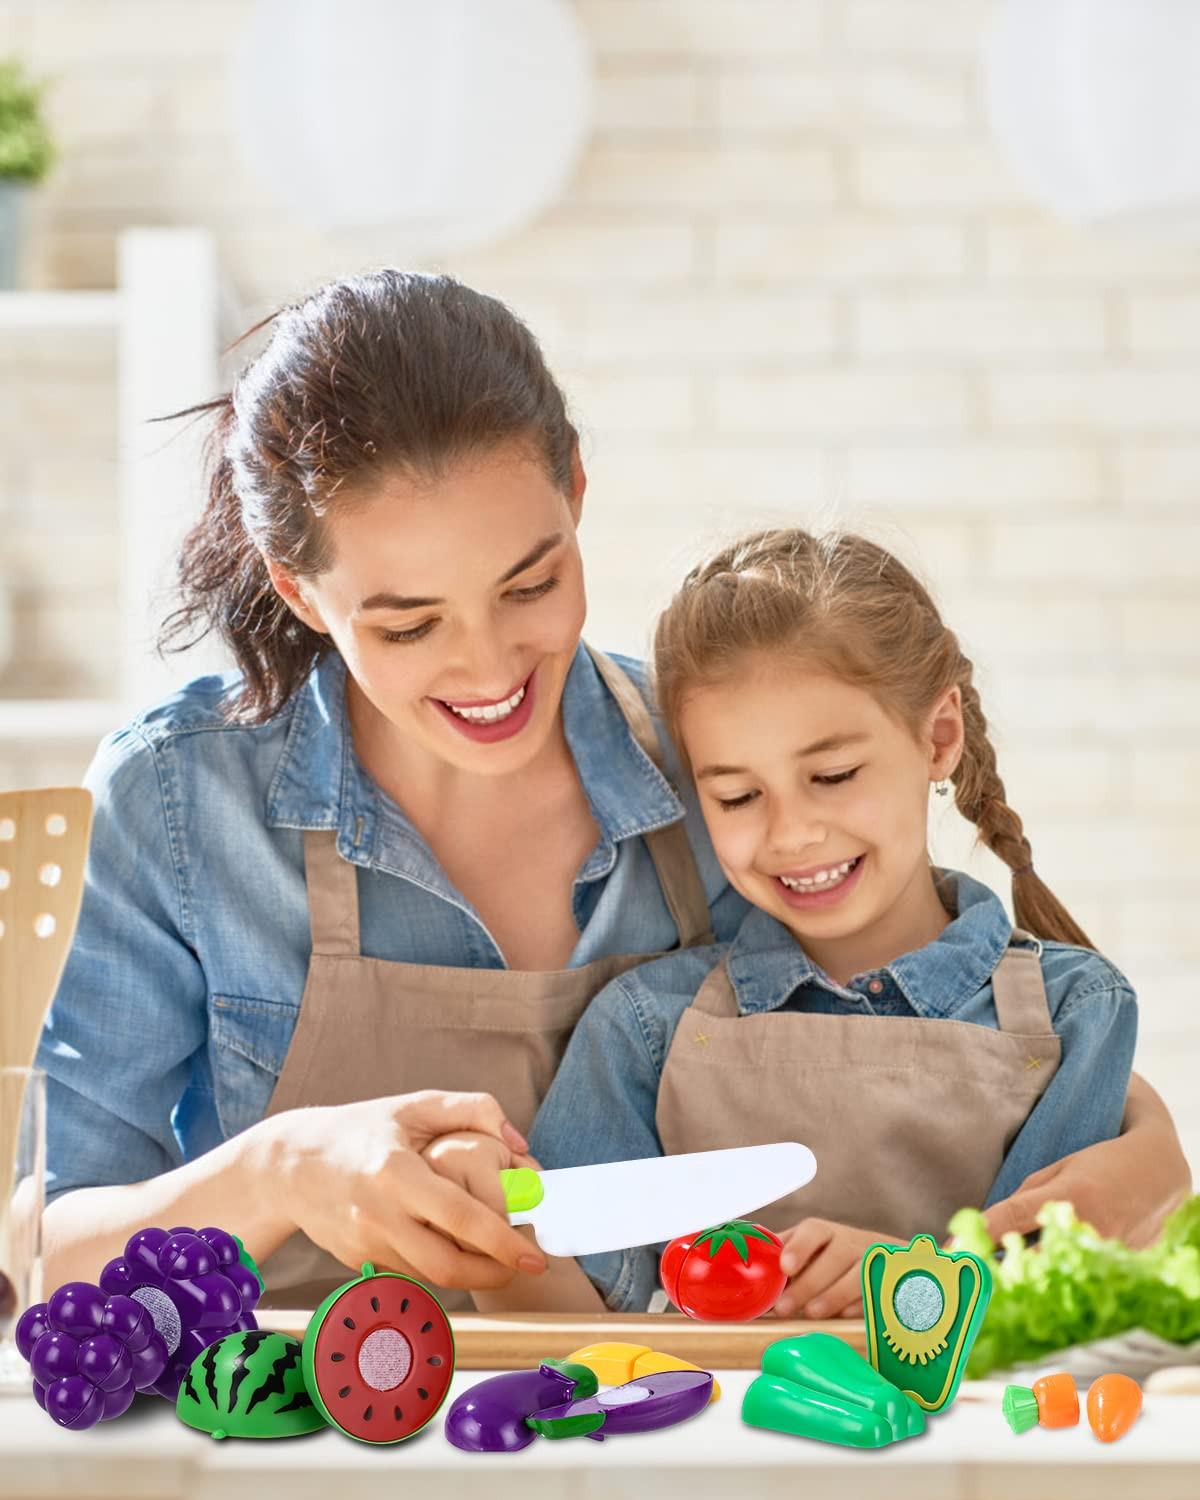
<box><xmin>38</xmin><ymin>271</ymin><xmax>1189</xmax><ymax>1310</ymax></box>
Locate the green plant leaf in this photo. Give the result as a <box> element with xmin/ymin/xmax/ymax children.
<box><xmin>0</xmin><ymin>57</ymin><xmax>55</xmax><ymax>182</ymax></box>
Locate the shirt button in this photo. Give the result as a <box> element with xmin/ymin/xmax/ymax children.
<box><xmin>868</xmin><ymin>979</ymin><xmax>884</xmax><ymax>995</ymax></box>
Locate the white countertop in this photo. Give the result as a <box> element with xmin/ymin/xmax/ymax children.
<box><xmin>1</xmin><ymin>1372</ymin><xmax>1197</xmax><ymax>1499</ymax></box>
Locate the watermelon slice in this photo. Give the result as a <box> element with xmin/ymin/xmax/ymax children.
<box><xmin>176</xmin><ymin>1330</ymin><xmax>325</xmax><ymax>1440</ymax></box>
<box><xmin>302</xmin><ymin>1264</ymin><xmax>454</xmax><ymax>1444</ymax></box>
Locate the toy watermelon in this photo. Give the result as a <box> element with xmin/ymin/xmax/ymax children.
<box><xmin>176</xmin><ymin>1329</ymin><xmax>325</xmax><ymax>1441</ymax></box>
<box><xmin>302</xmin><ymin>1263</ymin><xmax>454</xmax><ymax>1444</ymax></box>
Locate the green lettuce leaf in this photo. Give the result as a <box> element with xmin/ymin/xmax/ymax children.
<box><xmin>946</xmin><ymin>1195</ymin><xmax>1200</xmax><ymax>1376</ymax></box>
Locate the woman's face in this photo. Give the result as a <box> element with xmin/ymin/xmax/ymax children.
<box><xmin>679</xmin><ymin>653</ymin><xmax>962</xmax><ymax>963</ymax></box>
<box><xmin>273</xmin><ymin>440</ymin><xmax>588</xmax><ymax>778</ymax></box>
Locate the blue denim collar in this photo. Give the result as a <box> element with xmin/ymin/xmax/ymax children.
<box><xmin>265</xmin><ymin>645</ymin><xmax>686</xmax><ymax>883</ymax></box>
<box><xmin>726</xmin><ymin>869</ymin><xmax>1014</xmax><ymax>1018</ymax></box>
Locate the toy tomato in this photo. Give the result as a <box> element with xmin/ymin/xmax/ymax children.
<box><xmin>659</xmin><ymin>1220</ymin><xmax>786</xmax><ymax>1321</ymax></box>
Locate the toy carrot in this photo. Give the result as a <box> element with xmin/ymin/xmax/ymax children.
<box><xmin>1087</xmin><ymin>1373</ymin><xmax>1142</xmax><ymax>1443</ymax></box>
<box><xmin>1002</xmin><ymin>1372</ymin><xmax>1079</xmax><ymax>1434</ymax></box>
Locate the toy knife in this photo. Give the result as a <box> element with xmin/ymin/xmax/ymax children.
<box><xmin>499</xmin><ymin>1142</ymin><xmax>816</xmax><ymax>1258</ymax></box>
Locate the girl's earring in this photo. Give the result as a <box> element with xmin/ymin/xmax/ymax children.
<box><xmin>934</xmin><ymin>778</ymin><xmax>951</xmax><ymax>798</ymax></box>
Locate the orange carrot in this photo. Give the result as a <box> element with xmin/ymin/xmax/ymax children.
<box><xmin>1002</xmin><ymin>1372</ymin><xmax>1079</xmax><ymax>1434</ymax></box>
<box><xmin>1033</xmin><ymin>1372</ymin><xmax>1080</xmax><ymax>1429</ymax></box>
<box><xmin>1087</xmin><ymin>1373</ymin><xmax>1142</xmax><ymax>1443</ymax></box>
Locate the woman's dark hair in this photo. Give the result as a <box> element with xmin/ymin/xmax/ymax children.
<box><xmin>159</xmin><ymin>271</ymin><xmax>578</xmax><ymax>723</ymax></box>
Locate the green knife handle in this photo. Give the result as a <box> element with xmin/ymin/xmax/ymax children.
<box><xmin>500</xmin><ymin>1167</ymin><xmax>544</xmax><ymax>1214</ymax></box>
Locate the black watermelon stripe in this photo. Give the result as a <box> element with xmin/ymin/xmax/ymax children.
<box><xmin>199</xmin><ymin>1342</ymin><xmax>221</xmax><ymax>1411</ymax></box>
<box><xmin>275</xmin><ymin>1391</ymin><xmax>315</xmax><ymax>1414</ymax></box>
<box><xmin>227</xmin><ymin>1333</ymin><xmax>259</xmax><ymax>1412</ymax></box>
<box><xmin>245</xmin><ymin>1342</ymin><xmax>302</xmax><ymax>1416</ymax></box>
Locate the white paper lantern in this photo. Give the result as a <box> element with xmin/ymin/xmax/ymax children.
<box><xmin>986</xmin><ymin>0</ymin><xmax>1200</xmax><ymax>236</ymax></box>
<box><xmin>229</xmin><ymin>0</ymin><xmax>592</xmax><ymax>253</ymax></box>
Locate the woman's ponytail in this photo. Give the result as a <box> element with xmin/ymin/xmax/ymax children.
<box><xmin>157</xmin><ymin>394</ymin><xmax>330</xmax><ymax>722</ymax></box>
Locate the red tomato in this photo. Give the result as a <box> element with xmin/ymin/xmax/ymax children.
<box><xmin>659</xmin><ymin>1219</ymin><xmax>786</xmax><ymax>1321</ymax></box>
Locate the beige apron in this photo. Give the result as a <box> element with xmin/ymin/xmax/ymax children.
<box><xmin>258</xmin><ymin>646</ymin><xmax>715</xmax><ymax>1308</ymax></box>
<box><xmin>656</xmin><ymin>931</ymin><xmax>1061</xmax><ymax>1243</ymax></box>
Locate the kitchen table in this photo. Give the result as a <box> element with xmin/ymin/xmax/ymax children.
<box><xmin>2</xmin><ymin>1370</ymin><xmax>1197</xmax><ymax>1500</ymax></box>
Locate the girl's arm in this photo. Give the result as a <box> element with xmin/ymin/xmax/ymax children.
<box><xmin>469</xmin><ymin>966</ymin><xmax>685</xmax><ymax>1313</ymax></box>
<box><xmin>984</xmin><ymin>1071</ymin><xmax>1191</xmax><ymax>1247</ymax></box>
<box><xmin>421</xmin><ymin>1132</ymin><xmax>606</xmax><ymax>1312</ymax></box>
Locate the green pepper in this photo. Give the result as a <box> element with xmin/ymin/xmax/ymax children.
<box><xmin>741</xmin><ymin>1335</ymin><xmax>925</xmax><ymax>1449</ymax></box>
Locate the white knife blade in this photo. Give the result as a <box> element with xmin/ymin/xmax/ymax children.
<box><xmin>501</xmin><ymin>1142</ymin><xmax>816</xmax><ymax>1258</ymax></box>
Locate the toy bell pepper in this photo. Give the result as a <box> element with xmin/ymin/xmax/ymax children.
<box><xmin>741</xmin><ymin>1334</ymin><xmax>925</xmax><ymax>1449</ymax></box>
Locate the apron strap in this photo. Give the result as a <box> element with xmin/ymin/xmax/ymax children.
<box><xmin>689</xmin><ymin>958</ymin><xmax>741</xmax><ymax>1018</ymax></box>
<box><xmin>690</xmin><ymin>928</ymin><xmax>1055</xmax><ymax>1033</ymax></box>
<box><xmin>302</xmin><ymin>829</ymin><xmax>362</xmax><ymax>958</ymax></box>
<box><xmin>991</xmin><ymin>929</ymin><xmax>1053</xmax><ymax>1034</ymax></box>
<box><xmin>584</xmin><ymin>644</ymin><xmax>715</xmax><ymax>950</ymax></box>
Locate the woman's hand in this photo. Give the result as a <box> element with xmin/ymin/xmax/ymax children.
<box><xmin>983</xmin><ymin>1073</ymin><xmax>1192</xmax><ymax>1248</ymax></box>
<box><xmin>264</xmin><ymin>1089</ymin><xmax>548</xmax><ymax>1289</ymax></box>
<box><xmin>771</xmin><ymin>1218</ymin><xmax>885</xmax><ymax>1320</ymax></box>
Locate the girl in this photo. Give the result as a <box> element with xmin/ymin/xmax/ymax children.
<box><xmin>528</xmin><ymin>528</ymin><xmax>1177</xmax><ymax>1317</ymax></box>
<box><xmin>36</xmin><ymin>270</ymin><xmax>1183</xmax><ymax>1312</ymax></box>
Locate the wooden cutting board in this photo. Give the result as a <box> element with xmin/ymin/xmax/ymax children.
<box><xmin>260</xmin><ymin>1308</ymin><xmax>867</xmax><ymax>1368</ymax></box>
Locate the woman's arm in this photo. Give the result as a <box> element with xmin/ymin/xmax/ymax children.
<box><xmin>42</xmin><ymin>1115</ymin><xmax>289</xmax><ymax>1292</ymax></box>
<box><xmin>44</xmin><ymin>1092</ymin><xmax>546</xmax><ymax>1295</ymax></box>
<box><xmin>984</xmin><ymin>1071</ymin><xmax>1192</xmax><ymax>1247</ymax></box>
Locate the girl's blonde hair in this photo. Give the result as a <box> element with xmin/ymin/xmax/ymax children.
<box><xmin>653</xmin><ymin>528</ymin><xmax>1092</xmax><ymax>949</ymax></box>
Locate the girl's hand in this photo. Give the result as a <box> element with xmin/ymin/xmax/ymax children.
<box><xmin>264</xmin><ymin>1090</ymin><xmax>548</xmax><ymax>1290</ymax></box>
<box><xmin>984</xmin><ymin>1074</ymin><xmax>1191</xmax><ymax>1249</ymax></box>
<box><xmin>771</xmin><ymin>1218</ymin><xmax>883</xmax><ymax>1320</ymax></box>
<box><xmin>421</xmin><ymin>1131</ymin><xmax>542</xmax><ymax>1218</ymax></box>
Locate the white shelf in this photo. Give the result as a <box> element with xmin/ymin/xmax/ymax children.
<box><xmin>0</xmin><ymin>291</ymin><xmax>122</xmax><ymax>330</ymax></box>
<box><xmin>2</xmin><ymin>231</ymin><xmax>222</xmax><ymax>733</ymax></box>
<box><xmin>0</xmin><ymin>699</ymin><xmax>127</xmax><ymax>743</ymax></box>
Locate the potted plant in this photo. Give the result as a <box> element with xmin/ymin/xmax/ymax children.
<box><xmin>0</xmin><ymin>58</ymin><xmax>54</xmax><ymax>289</ymax></box>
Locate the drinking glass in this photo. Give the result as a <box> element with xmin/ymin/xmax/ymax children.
<box><xmin>0</xmin><ymin>1067</ymin><xmax>45</xmax><ymax>1392</ymax></box>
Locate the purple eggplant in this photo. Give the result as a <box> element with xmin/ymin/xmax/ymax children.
<box><xmin>444</xmin><ymin>1359</ymin><xmax>599</xmax><ymax>1452</ymax></box>
<box><xmin>527</xmin><ymin>1369</ymin><xmax>714</xmax><ymax>1441</ymax></box>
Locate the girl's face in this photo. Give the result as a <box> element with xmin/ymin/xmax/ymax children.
<box><xmin>271</xmin><ymin>440</ymin><xmax>587</xmax><ymax>779</ymax></box>
<box><xmin>679</xmin><ymin>653</ymin><xmax>963</xmax><ymax>965</ymax></box>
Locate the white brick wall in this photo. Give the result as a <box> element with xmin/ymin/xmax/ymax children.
<box><xmin>3</xmin><ymin>0</ymin><xmax>1199</xmax><ymax>1182</ymax></box>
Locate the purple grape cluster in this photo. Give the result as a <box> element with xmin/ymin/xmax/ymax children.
<box><xmin>97</xmin><ymin>1225</ymin><xmax>262</xmax><ymax>1399</ymax></box>
<box><xmin>16</xmin><ymin>1284</ymin><xmax>169</xmax><ymax>1429</ymax></box>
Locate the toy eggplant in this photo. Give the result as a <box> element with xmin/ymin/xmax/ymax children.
<box><xmin>526</xmin><ymin>1368</ymin><xmax>714</xmax><ymax>1441</ymax></box>
<box><xmin>444</xmin><ymin>1360</ymin><xmax>599</xmax><ymax>1452</ymax></box>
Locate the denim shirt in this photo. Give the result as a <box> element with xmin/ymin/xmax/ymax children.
<box><xmin>529</xmin><ymin>870</ymin><xmax>1138</xmax><ymax>1312</ymax></box>
<box><xmin>37</xmin><ymin>645</ymin><xmax>750</xmax><ymax>1204</ymax></box>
